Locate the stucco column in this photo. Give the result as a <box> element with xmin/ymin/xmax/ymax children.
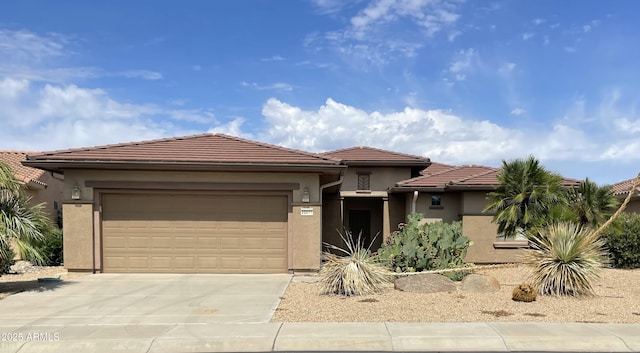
<box><xmin>383</xmin><ymin>197</ymin><xmax>390</xmax><ymax>242</ymax></box>
<box><xmin>339</xmin><ymin>197</ymin><xmax>344</xmax><ymax>224</ymax></box>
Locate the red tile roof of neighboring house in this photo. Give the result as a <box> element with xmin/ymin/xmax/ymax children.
<box><xmin>321</xmin><ymin>146</ymin><xmax>430</xmax><ymax>166</ymax></box>
<box><xmin>0</xmin><ymin>151</ymin><xmax>48</xmax><ymax>187</ymax></box>
<box><xmin>395</xmin><ymin>164</ymin><xmax>581</xmax><ymax>190</ymax></box>
<box><xmin>25</xmin><ymin>134</ymin><xmax>340</xmax><ymax>167</ymax></box>
<box><xmin>612</xmin><ymin>177</ymin><xmax>640</xmax><ymax>196</ymax></box>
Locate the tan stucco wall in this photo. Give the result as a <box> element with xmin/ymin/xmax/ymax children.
<box><xmin>388</xmin><ymin>194</ymin><xmax>406</xmax><ymax>233</ymax></box>
<box><xmin>462</xmin><ymin>191</ymin><xmax>490</xmax><ymax>214</ymax></box>
<box><xmin>64</xmin><ymin>170</ymin><xmax>320</xmax><ymax>204</ymax></box>
<box><xmin>62</xmin><ymin>203</ymin><xmax>94</xmax><ymax>271</ymax></box>
<box><xmin>624</xmin><ymin>198</ymin><xmax>640</xmax><ymax>213</ymax></box>
<box><xmin>27</xmin><ymin>172</ymin><xmax>64</xmax><ymax>226</ymax></box>
<box><xmin>322</xmin><ymin>195</ymin><xmax>344</xmax><ymax>250</ymax></box>
<box><xmin>342</xmin><ymin>167</ymin><xmax>412</xmax><ymax>191</ymax></box>
<box><xmin>409</xmin><ymin>192</ymin><xmax>462</xmax><ymax>222</ymax></box>
<box><xmin>463</xmin><ymin>215</ymin><xmax>525</xmax><ymax>263</ymax></box>
<box><xmin>62</xmin><ymin>169</ymin><xmax>325</xmax><ymax>272</ymax></box>
<box><xmin>291</xmin><ymin>205</ymin><xmax>322</xmax><ymax>270</ymax></box>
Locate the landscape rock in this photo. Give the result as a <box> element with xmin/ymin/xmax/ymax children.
<box><xmin>461</xmin><ymin>274</ymin><xmax>501</xmax><ymax>293</ymax></box>
<box><xmin>394</xmin><ymin>273</ymin><xmax>456</xmax><ymax>293</ymax></box>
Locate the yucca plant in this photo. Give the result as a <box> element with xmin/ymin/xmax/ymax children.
<box><xmin>525</xmin><ymin>222</ymin><xmax>607</xmax><ymax>296</ymax></box>
<box><xmin>319</xmin><ymin>230</ymin><xmax>391</xmax><ymax>296</ymax></box>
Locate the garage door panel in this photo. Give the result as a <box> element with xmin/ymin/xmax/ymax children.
<box><xmin>102</xmin><ymin>193</ymin><xmax>288</xmax><ymax>273</ymax></box>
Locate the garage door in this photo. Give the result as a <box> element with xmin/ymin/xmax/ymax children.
<box><xmin>101</xmin><ymin>193</ymin><xmax>288</xmax><ymax>273</ymax></box>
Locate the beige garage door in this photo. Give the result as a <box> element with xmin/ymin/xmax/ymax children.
<box><xmin>101</xmin><ymin>193</ymin><xmax>288</xmax><ymax>273</ymax></box>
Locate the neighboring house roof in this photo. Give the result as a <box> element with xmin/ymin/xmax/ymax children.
<box><xmin>612</xmin><ymin>177</ymin><xmax>640</xmax><ymax>197</ymax></box>
<box><xmin>321</xmin><ymin>146</ymin><xmax>430</xmax><ymax>166</ymax></box>
<box><xmin>23</xmin><ymin>133</ymin><xmax>343</xmax><ymax>173</ymax></box>
<box><xmin>393</xmin><ymin>164</ymin><xmax>581</xmax><ymax>191</ymax></box>
<box><xmin>419</xmin><ymin>162</ymin><xmax>456</xmax><ymax>175</ymax></box>
<box><xmin>0</xmin><ymin>151</ymin><xmax>48</xmax><ymax>188</ymax></box>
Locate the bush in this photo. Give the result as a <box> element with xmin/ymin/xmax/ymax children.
<box><xmin>0</xmin><ymin>243</ymin><xmax>16</xmax><ymax>274</ymax></box>
<box><xmin>512</xmin><ymin>283</ymin><xmax>537</xmax><ymax>302</ymax></box>
<box><xmin>31</xmin><ymin>227</ymin><xmax>63</xmax><ymax>266</ymax></box>
<box><xmin>377</xmin><ymin>213</ymin><xmax>471</xmax><ymax>275</ymax></box>
<box><xmin>525</xmin><ymin>222</ymin><xmax>607</xmax><ymax>296</ymax></box>
<box><xmin>319</xmin><ymin>230</ymin><xmax>391</xmax><ymax>296</ymax></box>
<box><xmin>601</xmin><ymin>212</ymin><xmax>640</xmax><ymax>268</ymax></box>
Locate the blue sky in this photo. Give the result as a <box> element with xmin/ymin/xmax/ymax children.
<box><xmin>1</xmin><ymin>1</ymin><xmax>639</xmax><ymax>184</ymax></box>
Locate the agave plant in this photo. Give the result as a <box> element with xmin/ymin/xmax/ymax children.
<box><xmin>319</xmin><ymin>230</ymin><xmax>391</xmax><ymax>296</ymax></box>
<box><xmin>525</xmin><ymin>222</ymin><xmax>607</xmax><ymax>296</ymax></box>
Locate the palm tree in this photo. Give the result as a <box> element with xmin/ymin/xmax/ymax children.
<box><xmin>0</xmin><ymin>162</ymin><xmax>50</xmax><ymax>267</ymax></box>
<box><xmin>484</xmin><ymin>156</ymin><xmax>564</xmax><ymax>239</ymax></box>
<box><xmin>568</xmin><ymin>178</ymin><xmax>619</xmax><ymax>227</ymax></box>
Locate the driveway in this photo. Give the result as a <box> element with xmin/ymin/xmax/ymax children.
<box><xmin>0</xmin><ymin>273</ymin><xmax>291</xmax><ymax>327</ymax></box>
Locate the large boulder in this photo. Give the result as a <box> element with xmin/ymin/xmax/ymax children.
<box><xmin>394</xmin><ymin>273</ymin><xmax>456</xmax><ymax>293</ymax></box>
<box><xmin>461</xmin><ymin>274</ymin><xmax>501</xmax><ymax>293</ymax></box>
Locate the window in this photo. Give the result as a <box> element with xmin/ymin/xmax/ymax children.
<box><xmin>431</xmin><ymin>195</ymin><xmax>442</xmax><ymax>207</ymax></box>
<box><xmin>357</xmin><ymin>173</ymin><xmax>370</xmax><ymax>191</ymax></box>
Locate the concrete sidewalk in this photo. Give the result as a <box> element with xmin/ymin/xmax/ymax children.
<box><xmin>1</xmin><ymin>322</ymin><xmax>638</xmax><ymax>353</ymax></box>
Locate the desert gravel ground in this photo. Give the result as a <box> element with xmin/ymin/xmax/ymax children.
<box><xmin>272</xmin><ymin>265</ymin><xmax>640</xmax><ymax>323</ymax></box>
<box><xmin>0</xmin><ymin>261</ymin><xmax>83</xmax><ymax>300</ymax></box>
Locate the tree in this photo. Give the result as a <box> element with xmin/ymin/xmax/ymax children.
<box><xmin>0</xmin><ymin>162</ymin><xmax>51</xmax><ymax>268</ymax></box>
<box><xmin>484</xmin><ymin>156</ymin><xmax>564</xmax><ymax>238</ymax></box>
<box><xmin>568</xmin><ymin>178</ymin><xmax>619</xmax><ymax>227</ymax></box>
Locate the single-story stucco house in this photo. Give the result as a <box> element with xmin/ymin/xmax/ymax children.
<box><xmin>1</xmin><ymin>151</ymin><xmax>64</xmax><ymax>227</ymax></box>
<box><xmin>22</xmin><ymin>133</ymin><xmax>579</xmax><ymax>273</ymax></box>
<box><xmin>612</xmin><ymin>177</ymin><xmax>640</xmax><ymax>213</ymax></box>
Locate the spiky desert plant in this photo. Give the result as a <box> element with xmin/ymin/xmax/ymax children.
<box><xmin>319</xmin><ymin>230</ymin><xmax>391</xmax><ymax>296</ymax></box>
<box><xmin>512</xmin><ymin>283</ymin><xmax>537</xmax><ymax>302</ymax></box>
<box><xmin>525</xmin><ymin>222</ymin><xmax>607</xmax><ymax>296</ymax></box>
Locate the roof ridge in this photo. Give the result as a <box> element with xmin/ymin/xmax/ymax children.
<box><xmin>322</xmin><ymin>145</ymin><xmax>429</xmax><ymax>161</ymax></box>
<box><xmin>27</xmin><ymin>133</ymin><xmax>213</xmax><ymax>158</ymax></box>
<box><xmin>0</xmin><ymin>150</ymin><xmax>40</xmax><ymax>154</ymax></box>
<box><xmin>215</xmin><ymin>134</ymin><xmax>339</xmax><ymax>163</ymax></box>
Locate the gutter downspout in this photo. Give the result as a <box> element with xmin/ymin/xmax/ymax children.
<box><xmin>318</xmin><ymin>172</ymin><xmax>344</xmax><ymax>269</ymax></box>
<box><xmin>411</xmin><ymin>190</ymin><xmax>419</xmax><ymax>213</ymax></box>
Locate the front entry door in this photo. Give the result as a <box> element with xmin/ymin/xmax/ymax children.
<box><xmin>348</xmin><ymin>210</ymin><xmax>371</xmax><ymax>246</ymax></box>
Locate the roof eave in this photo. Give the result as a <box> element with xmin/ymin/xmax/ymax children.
<box><xmin>341</xmin><ymin>161</ymin><xmax>430</xmax><ymax>167</ymax></box>
<box><xmin>22</xmin><ymin>160</ymin><xmax>346</xmax><ymax>174</ymax></box>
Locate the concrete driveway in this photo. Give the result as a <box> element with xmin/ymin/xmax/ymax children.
<box><xmin>0</xmin><ymin>273</ymin><xmax>291</xmax><ymax>327</ymax></box>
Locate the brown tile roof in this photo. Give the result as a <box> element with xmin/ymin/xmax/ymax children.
<box><xmin>321</xmin><ymin>146</ymin><xmax>430</xmax><ymax>166</ymax></box>
<box><xmin>612</xmin><ymin>177</ymin><xmax>640</xmax><ymax>196</ymax></box>
<box><xmin>25</xmin><ymin>134</ymin><xmax>340</xmax><ymax>167</ymax></box>
<box><xmin>395</xmin><ymin>164</ymin><xmax>581</xmax><ymax>190</ymax></box>
<box><xmin>0</xmin><ymin>151</ymin><xmax>48</xmax><ymax>187</ymax></box>
<box><xmin>420</xmin><ymin>162</ymin><xmax>456</xmax><ymax>175</ymax></box>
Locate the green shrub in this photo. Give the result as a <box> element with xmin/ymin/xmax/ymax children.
<box><xmin>525</xmin><ymin>222</ymin><xmax>607</xmax><ymax>296</ymax></box>
<box><xmin>377</xmin><ymin>213</ymin><xmax>471</xmax><ymax>275</ymax></box>
<box><xmin>32</xmin><ymin>227</ymin><xmax>63</xmax><ymax>266</ymax></box>
<box><xmin>320</xmin><ymin>230</ymin><xmax>391</xmax><ymax>296</ymax></box>
<box><xmin>0</xmin><ymin>243</ymin><xmax>16</xmax><ymax>274</ymax></box>
<box><xmin>601</xmin><ymin>213</ymin><xmax>640</xmax><ymax>268</ymax></box>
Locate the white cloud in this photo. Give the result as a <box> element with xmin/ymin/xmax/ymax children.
<box><xmin>260</xmin><ymin>55</ymin><xmax>285</xmax><ymax>62</ymax></box>
<box><xmin>499</xmin><ymin>62</ymin><xmax>516</xmax><ymax>74</ymax></box>
<box><xmin>0</xmin><ymin>77</ymin><xmax>213</xmax><ymax>150</ymax></box>
<box><xmin>522</xmin><ymin>32</ymin><xmax>535</xmax><ymax>40</ymax></box>
<box><xmin>313</xmin><ymin>0</ymin><xmax>462</xmax><ymax>66</ymax></box>
<box><xmin>110</xmin><ymin>70</ymin><xmax>163</xmax><ymax>80</ymax></box>
<box><xmin>532</xmin><ymin>18</ymin><xmax>545</xmax><ymax>25</ymax></box>
<box><xmin>0</xmin><ymin>29</ymin><xmax>162</xmax><ymax>83</ymax></box>
<box><xmin>564</xmin><ymin>46</ymin><xmax>576</xmax><ymax>53</ymax></box>
<box><xmin>241</xmin><ymin>81</ymin><xmax>294</xmax><ymax>92</ymax></box>
<box><xmin>257</xmin><ymin>97</ymin><xmax>522</xmax><ymax>163</ymax></box>
<box><xmin>447</xmin><ymin>48</ymin><xmax>477</xmax><ymax>81</ymax></box>
<box><xmin>510</xmin><ymin>108</ymin><xmax>526</xmax><ymax>116</ymax></box>
<box><xmin>448</xmin><ymin>30</ymin><xmax>461</xmax><ymax>42</ymax></box>
<box><xmin>0</xmin><ymin>29</ymin><xmax>69</xmax><ymax>63</ymax></box>
<box><xmin>543</xmin><ymin>35</ymin><xmax>550</xmax><ymax>45</ymax></box>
